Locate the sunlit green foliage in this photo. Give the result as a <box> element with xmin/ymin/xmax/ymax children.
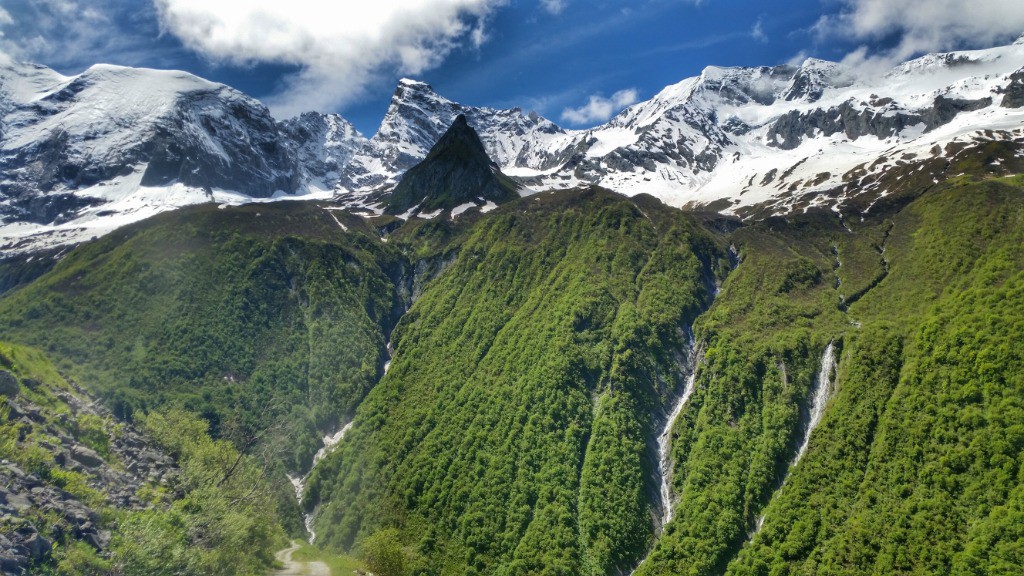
<box><xmin>714</xmin><ymin>178</ymin><xmax>1024</xmax><ymax>575</ymax></box>
<box><xmin>110</xmin><ymin>409</ymin><xmax>287</xmax><ymax>575</ymax></box>
<box><xmin>2</xmin><ymin>173</ymin><xmax>1021</xmax><ymax>576</ymax></box>
<box><xmin>307</xmin><ymin>188</ymin><xmax>722</xmax><ymax>575</ymax></box>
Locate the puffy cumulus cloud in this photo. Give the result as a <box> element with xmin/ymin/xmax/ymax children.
<box><xmin>817</xmin><ymin>0</ymin><xmax>1024</xmax><ymax>70</ymax></box>
<box><xmin>560</xmin><ymin>89</ymin><xmax>639</xmax><ymax>125</ymax></box>
<box><xmin>153</xmin><ymin>0</ymin><xmax>509</xmax><ymax>117</ymax></box>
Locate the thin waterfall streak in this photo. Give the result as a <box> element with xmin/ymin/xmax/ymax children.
<box><xmin>795</xmin><ymin>342</ymin><xmax>837</xmax><ymax>465</ymax></box>
<box><xmin>752</xmin><ymin>341</ymin><xmax>837</xmax><ymax>538</ymax></box>
<box><xmin>657</xmin><ymin>336</ymin><xmax>703</xmax><ymax>528</ymax></box>
<box><xmin>288</xmin><ymin>420</ymin><xmax>354</xmax><ymax>543</ymax></box>
<box><xmin>631</xmin><ymin>337</ymin><xmax>703</xmax><ymax>576</ymax></box>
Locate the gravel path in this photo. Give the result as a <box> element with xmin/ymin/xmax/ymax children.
<box><xmin>274</xmin><ymin>541</ymin><xmax>331</xmax><ymax>576</ymax></box>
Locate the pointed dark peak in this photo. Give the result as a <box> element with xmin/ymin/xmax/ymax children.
<box><xmin>423</xmin><ymin>114</ymin><xmax>489</xmax><ymax>163</ymax></box>
<box><xmin>385</xmin><ymin>115</ymin><xmax>519</xmax><ymax>216</ymax></box>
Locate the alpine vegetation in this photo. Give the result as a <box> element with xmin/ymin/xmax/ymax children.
<box><xmin>0</xmin><ymin>17</ymin><xmax>1022</xmax><ymax>576</ymax></box>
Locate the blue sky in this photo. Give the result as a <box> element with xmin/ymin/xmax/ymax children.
<box><xmin>0</xmin><ymin>1</ymin><xmax>1021</xmax><ymax>136</ymax></box>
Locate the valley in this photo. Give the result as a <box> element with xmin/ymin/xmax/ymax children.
<box><xmin>0</xmin><ymin>32</ymin><xmax>1021</xmax><ymax>576</ymax></box>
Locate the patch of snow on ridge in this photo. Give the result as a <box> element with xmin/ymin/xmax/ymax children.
<box><xmin>0</xmin><ymin>168</ymin><xmax>333</xmax><ymax>257</ymax></box>
<box><xmin>586</xmin><ymin>127</ymin><xmax>640</xmax><ymax>158</ymax></box>
<box><xmin>451</xmin><ymin>202</ymin><xmax>478</xmax><ymax>217</ymax></box>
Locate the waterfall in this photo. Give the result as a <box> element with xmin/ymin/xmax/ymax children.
<box><xmin>629</xmin><ymin>337</ymin><xmax>702</xmax><ymax>576</ymax></box>
<box><xmin>795</xmin><ymin>342</ymin><xmax>837</xmax><ymax>464</ymax></box>
<box><xmin>384</xmin><ymin>340</ymin><xmax>394</xmax><ymax>374</ymax></box>
<box><xmin>288</xmin><ymin>420</ymin><xmax>354</xmax><ymax>543</ymax></box>
<box><xmin>657</xmin><ymin>337</ymin><xmax>701</xmax><ymax>527</ymax></box>
<box><xmin>751</xmin><ymin>341</ymin><xmax>838</xmax><ymax>537</ymax></box>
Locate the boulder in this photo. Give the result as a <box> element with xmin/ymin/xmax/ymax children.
<box><xmin>22</xmin><ymin>533</ymin><xmax>50</xmax><ymax>561</ymax></box>
<box><xmin>0</xmin><ymin>552</ymin><xmax>27</xmax><ymax>576</ymax></box>
<box><xmin>0</xmin><ymin>371</ymin><xmax>18</xmax><ymax>398</ymax></box>
<box><xmin>70</xmin><ymin>446</ymin><xmax>104</xmax><ymax>468</ymax></box>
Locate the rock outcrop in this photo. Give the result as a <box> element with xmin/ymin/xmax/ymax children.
<box><xmin>1</xmin><ymin>369</ymin><xmax>177</xmax><ymax>575</ymax></box>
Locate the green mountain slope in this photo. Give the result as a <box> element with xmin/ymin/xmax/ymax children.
<box><xmin>0</xmin><ymin>341</ymin><xmax>288</xmax><ymax>575</ymax></box>
<box><xmin>637</xmin><ymin>176</ymin><xmax>1024</xmax><ymax>576</ymax></box>
<box><xmin>0</xmin><ymin>202</ymin><xmax>403</xmax><ymax>473</ymax></box>
<box><xmin>0</xmin><ymin>174</ymin><xmax>1021</xmax><ymax>576</ymax></box>
<box><xmin>724</xmin><ymin>177</ymin><xmax>1024</xmax><ymax>576</ymax></box>
<box><xmin>307</xmin><ymin>188</ymin><xmax>726</xmax><ymax>575</ymax></box>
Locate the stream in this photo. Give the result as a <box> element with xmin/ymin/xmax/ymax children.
<box><xmin>630</xmin><ymin>337</ymin><xmax>704</xmax><ymax>575</ymax></box>
<box><xmin>656</xmin><ymin>337</ymin><xmax>702</xmax><ymax>527</ymax></box>
<box><xmin>288</xmin><ymin>421</ymin><xmax>354</xmax><ymax>543</ymax></box>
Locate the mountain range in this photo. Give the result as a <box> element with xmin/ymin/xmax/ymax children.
<box><xmin>2</xmin><ymin>39</ymin><xmax>1024</xmax><ymax>256</ymax></box>
<box><xmin>0</xmin><ymin>35</ymin><xmax>1023</xmax><ymax>576</ymax></box>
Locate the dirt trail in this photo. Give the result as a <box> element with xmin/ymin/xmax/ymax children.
<box><xmin>274</xmin><ymin>541</ymin><xmax>331</xmax><ymax>576</ymax></box>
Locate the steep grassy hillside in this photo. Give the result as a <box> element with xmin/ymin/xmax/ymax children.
<box><xmin>0</xmin><ymin>202</ymin><xmax>403</xmax><ymax>473</ymax></box>
<box><xmin>633</xmin><ymin>176</ymin><xmax>1024</xmax><ymax>575</ymax></box>
<box><xmin>724</xmin><ymin>177</ymin><xmax>1024</xmax><ymax>576</ymax></box>
<box><xmin>306</xmin><ymin>188</ymin><xmax>727</xmax><ymax>575</ymax></box>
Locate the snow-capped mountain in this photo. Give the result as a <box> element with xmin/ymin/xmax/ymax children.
<box><xmin>358</xmin><ymin>42</ymin><xmax>1024</xmax><ymax>217</ymax></box>
<box><xmin>340</xmin><ymin>78</ymin><xmax>573</xmax><ymax>193</ymax></box>
<box><xmin>279</xmin><ymin>112</ymin><xmax>368</xmax><ymax>191</ymax></box>
<box><xmin>3</xmin><ymin>40</ymin><xmax>1024</xmax><ymax>255</ymax></box>
<box><xmin>0</xmin><ymin>62</ymin><xmax>322</xmax><ymax>254</ymax></box>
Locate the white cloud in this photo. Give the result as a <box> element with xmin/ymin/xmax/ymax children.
<box><xmin>152</xmin><ymin>0</ymin><xmax>509</xmax><ymax>117</ymax></box>
<box><xmin>0</xmin><ymin>1</ymin><xmax>180</xmax><ymax>71</ymax></box>
<box><xmin>751</xmin><ymin>17</ymin><xmax>767</xmax><ymax>43</ymax></box>
<box><xmin>817</xmin><ymin>0</ymin><xmax>1024</xmax><ymax>69</ymax></box>
<box><xmin>560</xmin><ymin>88</ymin><xmax>639</xmax><ymax>125</ymax></box>
<box><xmin>540</xmin><ymin>0</ymin><xmax>566</xmax><ymax>15</ymax></box>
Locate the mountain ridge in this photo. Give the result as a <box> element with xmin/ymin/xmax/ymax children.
<box><xmin>2</xmin><ymin>41</ymin><xmax>1024</xmax><ymax>256</ymax></box>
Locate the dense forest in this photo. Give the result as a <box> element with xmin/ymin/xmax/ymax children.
<box><xmin>1</xmin><ymin>174</ymin><xmax>1021</xmax><ymax>575</ymax></box>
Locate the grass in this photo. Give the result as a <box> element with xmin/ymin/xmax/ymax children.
<box><xmin>291</xmin><ymin>541</ymin><xmax>367</xmax><ymax>575</ymax></box>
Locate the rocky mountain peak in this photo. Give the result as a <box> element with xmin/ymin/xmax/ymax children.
<box><xmin>397</xmin><ymin>77</ymin><xmax>436</xmax><ymax>91</ymax></box>
<box><xmin>385</xmin><ymin>114</ymin><xmax>518</xmax><ymax>215</ymax></box>
<box><xmin>435</xmin><ymin>114</ymin><xmax>487</xmax><ymax>156</ymax></box>
<box><xmin>783</xmin><ymin>58</ymin><xmax>851</xmax><ymax>102</ymax></box>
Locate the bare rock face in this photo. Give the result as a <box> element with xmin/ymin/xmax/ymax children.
<box><xmin>69</xmin><ymin>445</ymin><xmax>103</xmax><ymax>468</ymax></box>
<box><xmin>765</xmin><ymin>95</ymin><xmax>995</xmax><ymax>151</ymax></box>
<box><xmin>1002</xmin><ymin>68</ymin><xmax>1024</xmax><ymax>108</ymax></box>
